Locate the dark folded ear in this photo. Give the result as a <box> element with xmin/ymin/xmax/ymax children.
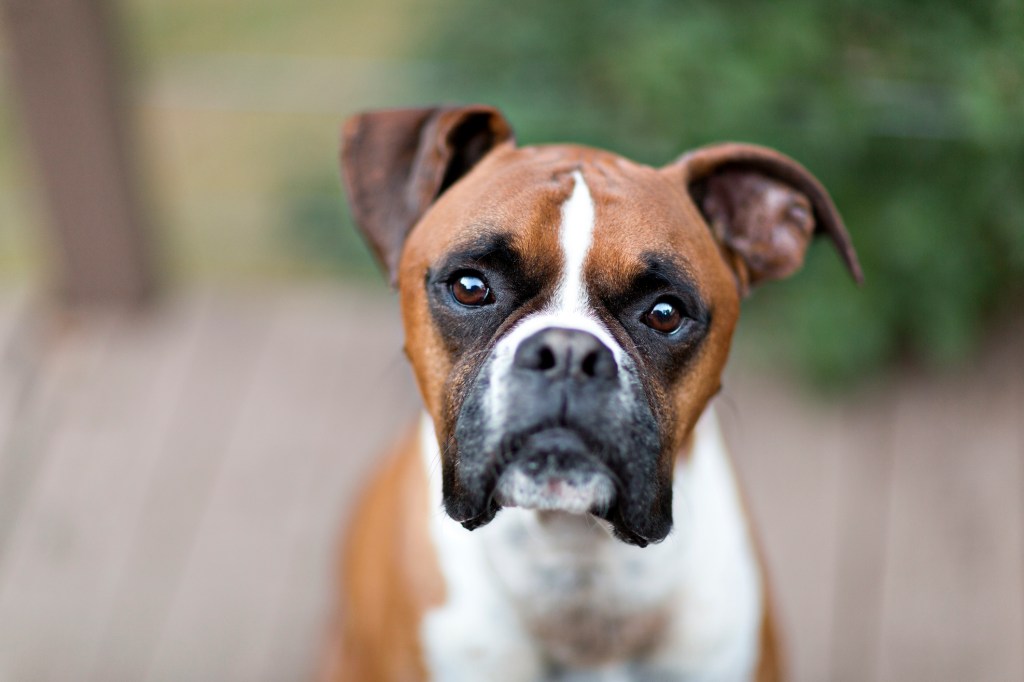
<box><xmin>340</xmin><ymin>105</ymin><xmax>514</xmax><ymax>285</ymax></box>
<box><xmin>674</xmin><ymin>143</ymin><xmax>862</xmax><ymax>294</ymax></box>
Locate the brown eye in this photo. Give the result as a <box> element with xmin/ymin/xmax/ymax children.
<box><xmin>450</xmin><ymin>272</ymin><xmax>493</xmax><ymax>307</ymax></box>
<box><xmin>642</xmin><ymin>298</ymin><xmax>685</xmax><ymax>334</ymax></box>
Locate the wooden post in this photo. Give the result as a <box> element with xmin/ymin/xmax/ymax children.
<box><xmin>2</xmin><ymin>0</ymin><xmax>157</xmax><ymax>306</ymax></box>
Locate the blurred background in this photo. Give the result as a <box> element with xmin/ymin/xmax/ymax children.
<box><xmin>0</xmin><ymin>0</ymin><xmax>1021</xmax><ymax>680</ymax></box>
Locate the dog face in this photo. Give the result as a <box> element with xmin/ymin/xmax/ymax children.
<box><xmin>341</xmin><ymin>106</ymin><xmax>860</xmax><ymax>546</ymax></box>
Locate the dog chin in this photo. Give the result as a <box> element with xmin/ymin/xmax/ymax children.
<box><xmin>492</xmin><ymin>428</ymin><xmax>616</xmax><ymax>515</ymax></box>
<box><xmin>494</xmin><ymin>462</ymin><xmax>616</xmax><ymax>515</ymax></box>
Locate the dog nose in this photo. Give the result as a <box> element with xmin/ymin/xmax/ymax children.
<box><xmin>513</xmin><ymin>328</ymin><xmax>617</xmax><ymax>380</ymax></box>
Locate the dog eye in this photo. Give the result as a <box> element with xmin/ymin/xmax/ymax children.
<box><xmin>450</xmin><ymin>271</ymin><xmax>494</xmax><ymax>307</ymax></box>
<box><xmin>641</xmin><ymin>297</ymin><xmax>685</xmax><ymax>334</ymax></box>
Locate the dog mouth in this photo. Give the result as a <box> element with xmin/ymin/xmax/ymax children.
<box><xmin>448</xmin><ymin>421</ymin><xmax>672</xmax><ymax>548</ymax></box>
<box><xmin>492</xmin><ymin>428</ymin><xmax>617</xmax><ymax>516</ymax></box>
<box><xmin>485</xmin><ymin>426</ymin><xmax>668</xmax><ymax>547</ymax></box>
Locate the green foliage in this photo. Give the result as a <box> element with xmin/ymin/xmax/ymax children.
<box><xmin>281</xmin><ymin>169</ymin><xmax>380</xmax><ymax>280</ymax></box>
<box><xmin>414</xmin><ymin>0</ymin><xmax>1024</xmax><ymax>385</ymax></box>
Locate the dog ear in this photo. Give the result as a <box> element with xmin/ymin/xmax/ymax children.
<box><xmin>340</xmin><ymin>105</ymin><xmax>514</xmax><ymax>285</ymax></box>
<box><xmin>674</xmin><ymin>143</ymin><xmax>862</xmax><ymax>295</ymax></box>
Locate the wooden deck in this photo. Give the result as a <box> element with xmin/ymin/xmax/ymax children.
<box><xmin>0</xmin><ymin>286</ymin><xmax>1020</xmax><ymax>681</ymax></box>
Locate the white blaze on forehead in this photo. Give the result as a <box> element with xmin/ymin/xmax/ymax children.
<box><xmin>555</xmin><ymin>170</ymin><xmax>596</xmax><ymax>313</ymax></box>
<box><xmin>480</xmin><ymin>168</ymin><xmax>628</xmax><ymax>440</ymax></box>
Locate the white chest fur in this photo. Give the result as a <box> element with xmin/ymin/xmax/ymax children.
<box><xmin>418</xmin><ymin>407</ymin><xmax>764</xmax><ymax>682</ymax></box>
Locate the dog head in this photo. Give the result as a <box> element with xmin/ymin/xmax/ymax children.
<box><xmin>341</xmin><ymin>105</ymin><xmax>860</xmax><ymax>546</ymax></box>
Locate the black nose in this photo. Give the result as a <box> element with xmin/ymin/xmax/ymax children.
<box><xmin>513</xmin><ymin>328</ymin><xmax>618</xmax><ymax>380</ymax></box>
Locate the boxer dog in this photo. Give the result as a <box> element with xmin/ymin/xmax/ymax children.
<box><xmin>323</xmin><ymin>105</ymin><xmax>860</xmax><ymax>682</ymax></box>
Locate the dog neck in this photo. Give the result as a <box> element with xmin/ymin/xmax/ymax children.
<box><xmin>417</xmin><ymin>406</ymin><xmax>765</xmax><ymax>680</ymax></box>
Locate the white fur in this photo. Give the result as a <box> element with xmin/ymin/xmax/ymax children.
<box><xmin>494</xmin><ymin>462</ymin><xmax>615</xmax><ymax>514</ymax></box>
<box><xmin>556</xmin><ymin>170</ymin><xmax>596</xmax><ymax>313</ymax></box>
<box><xmin>418</xmin><ymin>415</ymin><xmax>545</xmax><ymax>682</ymax></box>
<box><xmin>418</xmin><ymin>408</ymin><xmax>763</xmax><ymax>681</ymax></box>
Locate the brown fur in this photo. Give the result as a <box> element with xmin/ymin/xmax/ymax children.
<box><xmin>321</xmin><ymin>430</ymin><xmax>444</xmax><ymax>682</ymax></box>
<box><xmin>756</xmin><ymin>588</ymin><xmax>785</xmax><ymax>682</ymax></box>
<box><xmin>330</xmin><ymin>106</ymin><xmax>861</xmax><ymax>681</ymax></box>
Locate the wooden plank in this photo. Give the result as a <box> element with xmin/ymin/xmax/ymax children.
<box><xmin>724</xmin><ymin>365</ymin><xmax>902</xmax><ymax>682</ymax></box>
<box><xmin>141</xmin><ymin>292</ymin><xmax>417</xmax><ymax>682</ymax></box>
<box><xmin>0</xmin><ymin>308</ymin><xmax>118</xmax><ymax>567</ymax></box>
<box><xmin>0</xmin><ymin>287</ymin><xmax>30</xmax><ymax>359</ymax></box>
<box><xmin>1</xmin><ymin>0</ymin><xmax>155</xmax><ymax>305</ymax></box>
<box><xmin>875</xmin><ymin>340</ymin><xmax>1024</xmax><ymax>682</ymax></box>
<box><xmin>82</xmin><ymin>295</ymin><xmax>274</xmax><ymax>681</ymax></box>
<box><xmin>249</xmin><ymin>297</ymin><xmax>419</xmax><ymax>681</ymax></box>
<box><xmin>826</xmin><ymin>394</ymin><xmax>899</xmax><ymax>682</ymax></box>
<box><xmin>722</xmin><ymin>370</ymin><xmax>844</xmax><ymax>682</ymax></box>
<box><xmin>0</xmin><ymin>288</ymin><xmax>33</xmax><ymax>478</ymax></box>
<box><xmin>0</xmin><ymin>301</ymin><xmax>200</xmax><ymax>681</ymax></box>
<box><xmin>1015</xmin><ymin>331</ymin><xmax>1024</xmax><ymax>679</ymax></box>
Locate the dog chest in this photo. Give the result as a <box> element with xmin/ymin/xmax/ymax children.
<box><xmin>418</xmin><ymin>410</ymin><xmax>765</xmax><ymax>681</ymax></box>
